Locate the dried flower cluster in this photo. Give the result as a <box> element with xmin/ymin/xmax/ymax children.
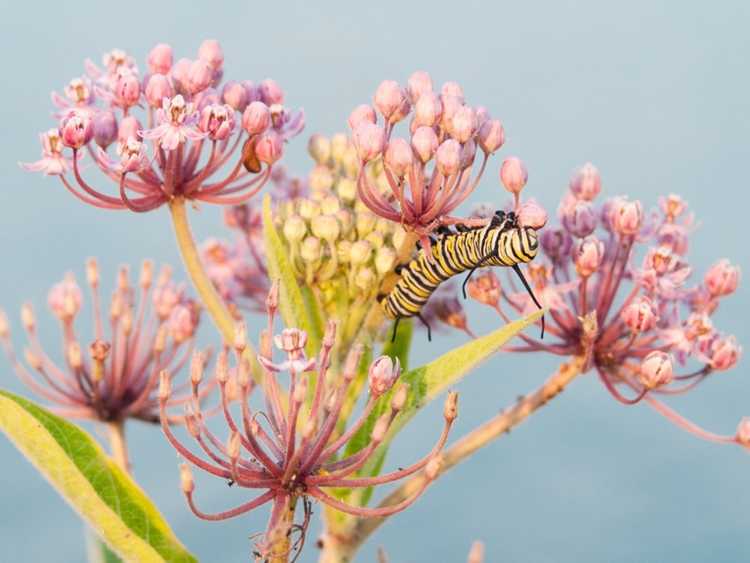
<box><xmin>21</xmin><ymin>40</ymin><xmax>303</xmax><ymax>211</ymax></box>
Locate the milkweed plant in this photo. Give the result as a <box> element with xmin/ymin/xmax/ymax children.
<box><xmin>0</xmin><ymin>39</ymin><xmax>743</xmax><ymax>563</ymax></box>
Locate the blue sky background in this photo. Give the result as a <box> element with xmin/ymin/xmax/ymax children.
<box><xmin>1</xmin><ymin>1</ymin><xmax>749</xmax><ymax>561</ymax></box>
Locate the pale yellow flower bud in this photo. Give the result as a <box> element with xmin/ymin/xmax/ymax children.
<box><xmin>298</xmin><ymin>199</ymin><xmax>320</xmax><ymax>220</ymax></box>
<box><xmin>283</xmin><ymin>215</ymin><xmax>307</xmax><ymax>243</ymax></box>
<box><xmin>307</xmin><ymin>134</ymin><xmax>331</xmax><ymax>164</ymax></box>
<box><xmin>355</xmin><ymin>267</ymin><xmax>376</xmax><ymax>291</ymax></box>
<box><xmin>375</xmin><ymin>247</ymin><xmax>397</xmax><ymax>275</ymax></box>
<box><xmin>311</xmin><ymin>214</ymin><xmax>341</xmax><ymax>241</ymax></box>
<box><xmin>309</xmin><ymin>164</ymin><xmax>334</xmax><ymax>192</ymax></box>
<box><xmin>336</xmin><ymin>178</ymin><xmax>357</xmax><ymax>202</ymax></box>
<box><xmin>350</xmin><ymin>240</ymin><xmax>373</xmax><ymax>265</ymax></box>
<box><xmin>356</xmin><ymin>211</ymin><xmax>377</xmax><ymax>238</ymax></box>
<box><xmin>320</xmin><ymin>195</ymin><xmax>341</xmax><ymax>215</ymax></box>
<box><xmin>300</xmin><ymin>237</ymin><xmax>322</xmax><ymax>263</ymax></box>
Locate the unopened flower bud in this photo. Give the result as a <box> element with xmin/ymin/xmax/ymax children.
<box><xmin>441</xmin><ymin>81</ymin><xmax>464</xmax><ymax>101</ymax></box>
<box><xmin>221</xmin><ymin>81</ymin><xmax>248</xmax><ymax>112</ymax></box>
<box><xmin>320</xmin><ymin>195</ymin><xmax>341</xmax><ymax>216</ymax></box>
<box><xmin>384</xmin><ymin>138</ymin><xmax>414</xmax><ymax>177</ymax></box>
<box><xmin>147</xmin><ymin>43</ymin><xmax>173</xmax><ymax>75</ymax></box>
<box><xmin>190</xmin><ymin>351</ymin><xmax>204</xmax><ymax>386</ymax></box>
<box><xmin>407</xmin><ymin>70</ymin><xmax>433</xmax><ymax>101</ymax></box>
<box><xmin>355</xmin><ymin>267</ymin><xmax>376</xmax><ymax>291</ymax></box>
<box><xmin>704</xmin><ymin>259</ymin><xmax>740</xmax><ymax>298</ymax></box>
<box><xmin>500</xmin><ymin>157</ymin><xmax>527</xmax><ymax>195</ymax></box>
<box><xmin>93</xmin><ymin>111</ymin><xmax>118</xmax><ymax>149</ymax></box>
<box><xmin>308</xmin><ymin>134</ymin><xmax>332</xmax><ymax>165</ymax></box>
<box><xmin>198</xmin><ymin>39</ymin><xmax>224</xmax><ymax>70</ymax></box>
<box><xmin>413</xmin><ymin>92</ymin><xmax>442</xmax><ymax>127</ymax></box>
<box><xmin>735</xmin><ymin>418</ymin><xmax>750</xmax><ymax>446</ymax></box>
<box><xmin>411</xmin><ymin>126</ymin><xmax>439</xmax><ymax>163</ymax></box>
<box><xmin>242</xmin><ymin>101</ymin><xmax>271</xmax><ymax>135</ymax></box>
<box><xmin>375</xmin><ymin>247</ymin><xmax>397</xmax><ymax>275</ymax></box>
<box><xmin>517</xmin><ymin>199</ymin><xmax>548</xmax><ymax>229</ymax></box>
<box><xmin>574</xmin><ymin>236</ymin><xmax>605</xmax><ymax>277</ymax></box>
<box><xmin>353</xmin><ymin>123</ymin><xmax>385</xmax><ymax>162</ymax></box>
<box><xmin>660</xmin><ymin>194</ymin><xmax>687</xmax><ymax>221</ymax></box>
<box><xmin>85</xmin><ymin>258</ymin><xmax>99</xmax><ymax>287</ymax></box>
<box><xmin>391</xmin><ymin>383</ymin><xmax>409</xmax><ymax>411</ymax></box>
<box><xmin>709</xmin><ymin>335</ymin><xmax>741</xmax><ymax>371</ymax></box>
<box><xmin>118</xmin><ymin>115</ymin><xmax>142</xmax><ymax>144</ymax></box>
<box><xmin>436</xmin><ymin>139</ymin><xmax>461</xmax><ymax>176</ymax></box>
<box><xmin>561</xmin><ymin>200</ymin><xmax>597</xmax><ymax>238</ymax></box>
<box><xmin>348</xmin><ymin>104</ymin><xmax>377</xmax><ymax>131</ymax></box>
<box><xmin>20</xmin><ymin>304</ymin><xmax>35</xmax><ymax>332</ymax></box>
<box><xmin>259</xmin><ymin>79</ymin><xmax>284</xmax><ymax>105</ymax></box>
<box><xmin>283</xmin><ymin>215</ymin><xmax>307</xmax><ymax>243</ymax></box>
<box><xmin>371</xmin><ymin>413</ymin><xmax>390</xmax><ymax>442</ymax></box>
<box><xmin>215</xmin><ymin>350</ymin><xmax>229</xmax><ymax>383</ymax></box>
<box><xmin>621</xmin><ymin>296</ymin><xmax>658</xmax><ymax>333</ymax></box>
<box><xmin>640</xmin><ymin>351</ymin><xmax>673</xmax><ymax>389</ymax></box>
<box><xmin>255</xmin><ymin>131</ymin><xmax>283</xmax><ymax>164</ymax></box>
<box><xmin>60</xmin><ymin>110</ymin><xmax>93</xmax><ymax>149</ymax></box>
<box><xmin>233</xmin><ymin>322</ymin><xmax>247</xmax><ymax>352</ymax></box>
<box><xmin>569</xmin><ymin>163</ymin><xmax>601</xmax><ymax>201</ymax></box>
<box><xmin>186</xmin><ymin>59</ymin><xmax>213</xmax><ymax>94</ymax></box>
<box><xmin>611</xmin><ymin>199</ymin><xmax>643</xmax><ymax>237</ymax></box>
<box><xmin>443</xmin><ymin>391</ymin><xmax>459</xmax><ymax>422</ymax></box>
<box><xmin>300</xmin><ymin>236</ymin><xmax>322</xmax><ymax>263</ymax></box>
<box><xmin>374</xmin><ymin>80</ymin><xmax>406</xmax><ymax>120</ymax></box>
<box><xmin>350</xmin><ymin>240</ymin><xmax>373</xmax><ymax>265</ymax></box>
<box><xmin>449</xmin><ymin>106</ymin><xmax>477</xmax><ymax>143</ymax></box>
<box><xmin>369</xmin><ymin>355</ymin><xmax>401</xmax><ymax>396</ymax></box>
<box><xmin>478</xmin><ymin>119</ymin><xmax>505</xmax><ymax>154</ymax></box>
<box><xmin>266</xmin><ymin>281</ymin><xmax>279</xmax><ymax>316</ymax></box>
<box><xmin>159</xmin><ymin>370</ymin><xmax>171</xmax><ymax>400</ymax></box>
<box><xmin>311</xmin><ymin>214</ymin><xmax>341</xmax><ymax>241</ymax></box>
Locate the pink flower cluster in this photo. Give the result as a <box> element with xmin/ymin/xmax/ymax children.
<box><xmin>0</xmin><ymin>260</ymin><xmax>206</xmax><ymax>423</ymax></box>
<box><xmin>467</xmin><ymin>164</ymin><xmax>745</xmax><ymax>445</ymax></box>
<box><xmin>21</xmin><ymin>40</ymin><xmax>304</xmax><ymax>212</ymax></box>
<box><xmin>350</xmin><ymin>72</ymin><xmax>516</xmax><ymax>251</ymax></box>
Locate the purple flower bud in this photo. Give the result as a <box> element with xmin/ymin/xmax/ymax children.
<box><xmin>540</xmin><ymin>228</ymin><xmax>573</xmax><ymax>262</ymax></box>
<box><xmin>411</xmin><ymin>126</ymin><xmax>439</xmax><ymax>163</ymax></box>
<box><xmin>198</xmin><ymin>39</ymin><xmax>224</xmax><ymax>70</ymax></box>
<box><xmin>414</xmin><ymin>92</ymin><xmax>442</xmax><ymax>127</ymax></box>
<box><xmin>500</xmin><ymin>157</ymin><xmax>528</xmax><ymax>195</ymax></box>
<box><xmin>92</xmin><ymin>111</ymin><xmax>118</xmax><ymax>149</ymax></box>
<box><xmin>449</xmin><ymin>106</ymin><xmax>477</xmax><ymax>143</ymax></box>
<box><xmin>373</xmin><ymin>80</ymin><xmax>406</xmax><ymax>119</ymax></box>
<box><xmin>255</xmin><ymin>130</ymin><xmax>284</xmax><ymax>165</ymax></box>
<box><xmin>353</xmin><ymin>123</ymin><xmax>385</xmax><ymax>162</ymax></box>
<box><xmin>459</xmin><ymin>139</ymin><xmax>476</xmax><ymax>169</ymax></box>
<box><xmin>441</xmin><ymin>81</ymin><xmax>464</xmax><ymax>102</ymax></box>
<box><xmin>384</xmin><ymin>138</ymin><xmax>413</xmax><ymax>177</ymax></box>
<box><xmin>570</xmin><ymin>163</ymin><xmax>601</xmax><ymax>201</ymax></box>
<box><xmin>436</xmin><ymin>139</ymin><xmax>461</xmax><ymax>176</ymax></box>
<box><xmin>348</xmin><ymin>104</ymin><xmax>377</xmax><ymax>131</ymax></box>
<box><xmin>221</xmin><ymin>81</ymin><xmax>248</xmax><ymax>112</ymax></box>
<box><xmin>478</xmin><ymin>119</ymin><xmax>505</xmax><ymax>154</ymax></box>
<box><xmin>147</xmin><ymin>43</ymin><xmax>173</xmax><ymax>75</ymax></box>
<box><xmin>242</xmin><ymin>101</ymin><xmax>271</xmax><ymax>135</ymax></box>
<box><xmin>118</xmin><ymin>115</ymin><xmax>142</xmax><ymax>144</ymax></box>
<box><xmin>407</xmin><ymin>70</ymin><xmax>433</xmax><ymax>101</ymax></box>
<box><xmin>561</xmin><ymin>200</ymin><xmax>597</xmax><ymax>238</ymax></box>
<box><xmin>60</xmin><ymin>110</ymin><xmax>93</xmax><ymax>149</ymax></box>
<box><xmin>639</xmin><ymin>351</ymin><xmax>673</xmax><ymax>389</ymax></box>
<box><xmin>368</xmin><ymin>355</ymin><xmax>401</xmax><ymax>396</ymax></box>
<box><xmin>144</xmin><ymin>74</ymin><xmax>173</xmax><ymax>108</ymax></box>
<box><xmin>260</xmin><ymin>79</ymin><xmax>284</xmax><ymax>105</ymax></box>
<box><xmin>242</xmin><ymin>80</ymin><xmax>261</xmax><ymax>104</ymax></box>
<box><xmin>187</xmin><ymin>59</ymin><xmax>213</xmax><ymax>95</ymax></box>
<box><xmin>574</xmin><ymin>235</ymin><xmax>605</xmax><ymax>277</ymax></box>
<box><xmin>194</xmin><ymin>88</ymin><xmax>220</xmax><ymax>111</ymax></box>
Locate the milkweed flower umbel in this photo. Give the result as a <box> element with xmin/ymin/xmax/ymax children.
<box><xmin>160</xmin><ymin>290</ymin><xmax>455</xmax><ymax>559</ymax></box>
<box><xmin>466</xmin><ymin>164</ymin><xmax>745</xmax><ymax>446</ymax></box>
<box><xmin>0</xmin><ymin>259</ymin><xmax>206</xmax><ymax>424</ymax></box>
<box><xmin>20</xmin><ymin>40</ymin><xmax>304</xmax><ymax>212</ymax></box>
<box><xmin>351</xmin><ymin>72</ymin><xmax>507</xmax><ymax>251</ymax></box>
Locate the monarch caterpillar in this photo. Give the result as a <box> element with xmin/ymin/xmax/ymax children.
<box><xmin>380</xmin><ymin>210</ymin><xmax>544</xmax><ymax>341</ymax></box>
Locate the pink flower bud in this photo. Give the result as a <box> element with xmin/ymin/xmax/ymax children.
<box><xmin>368</xmin><ymin>355</ymin><xmax>401</xmax><ymax>396</ymax></box>
<box><xmin>144</xmin><ymin>74</ymin><xmax>173</xmax><ymax>108</ymax></box>
<box><xmin>255</xmin><ymin>130</ymin><xmax>284</xmax><ymax>164</ymax></box>
<box><xmin>187</xmin><ymin>59</ymin><xmax>213</xmax><ymax>94</ymax></box>
<box><xmin>460</xmin><ymin>139</ymin><xmax>476</xmax><ymax>169</ymax></box>
<box><xmin>659</xmin><ymin>194</ymin><xmax>687</xmax><ymax>221</ymax></box>
<box><xmin>259</xmin><ymin>79</ymin><xmax>284</xmax><ymax>105</ymax></box>
<box><xmin>168</xmin><ymin>303</ymin><xmax>199</xmax><ymax>343</ymax></box>
<box><xmin>440</xmin><ymin>95</ymin><xmax>462</xmax><ymax>131</ymax></box>
<box><xmin>475</xmin><ymin>106</ymin><xmax>491</xmax><ymax>128</ymax></box>
<box><xmin>414</xmin><ymin>92</ymin><xmax>442</xmax><ymax>127</ymax></box>
<box><xmin>274</xmin><ymin>328</ymin><xmax>308</xmax><ymax>354</ymax></box>
<box><xmin>384</xmin><ymin>138</ymin><xmax>413</xmax><ymax>177</ymax></box>
<box><xmin>639</xmin><ymin>351</ymin><xmax>673</xmax><ymax>389</ymax></box>
<box><xmin>47</xmin><ymin>275</ymin><xmax>82</xmax><ymax>320</ymax></box>
<box><xmin>389</xmin><ymin>97</ymin><xmax>411</xmax><ymax>124</ymax></box>
<box><xmin>441</xmin><ymin>81</ymin><xmax>464</xmax><ymax>102</ymax></box>
<box><xmin>541</xmin><ymin>228</ymin><xmax>573</xmax><ymax>262</ymax></box>
<box><xmin>574</xmin><ymin>235</ymin><xmax>605</xmax><ymax>277</ymax></box>
<box><xmin>221</xmin><ymin>81</ymin><xmax>248</xmax><ymax>112</ymax></box>
<box><xmin>114</xmin><ymin>72</ymin><xmax>141</xmax><ymax>109</ymax></box>
<box><xmin>709</xmin><ymin>335</ymin><xmax>741</xmax><ymax>371</ymax></box>
<box><xmin>411</xmin><ymin>126</ymin><xmax>439</xmax><ymax>163</ymax></box>
<box><xmin>199</xmin><ymin>104</ymin><xmax>235</xmax><ymax>141</ymax></box>
<box><xmin>621</xmin><ymin>296</ymin><xmax>658</xmax><ymax>333</ymax></box>
<box><xmin>517</xmin><ymin>199</ymin><xmax>548</xmax><ymax>229</ymax></box>
<box><xmin>373</xmin><ymin>80</ymin><xmax>406</xmax><ymax>119</ymax></box>
<box><xmin>92</xmin><ymin>111</ymin><xmax>117</xmax><ymax>149</ymax></box>
<box><xmin>500</xmin><ymin>157</ymin><xmax>528</xmax><ymax>195</ymax></box>
<box><xmin>118</xmin><ymin>115</ymin><xmax>142</xmax><ymax>144</ymax></box>
<box><xmin>735</xmin><ymin>418</ymin><xmax>750</xmax><ymax>446</ymax></box>
<box><xmin>436</xmin><ymin>139</ymin><xmax>461</xmax><ymax>176</ymax></box>
<box><xmin>147</xmin><ymin>43</ymin><xmax>173</xmax><ymax>75</ymax></box>
<box><xmin>611</xmin><ymin>198</ymin><xmax>643</xmax><ymax>236</ymax></box>
<box><xmin>348</xmin><ymin>104</ymin><xmax>377</xmax><ymax>131</ymax></box>
<box><xmin>478</xmin><ymin>119</ymin><xmax>505</xmax><ymax>154</ymax></box>
<box><xmin>60</xmin><ymin>110</ymin><xmax>93</xmax><ymax>149</ymax></box>
<box><xmin>170</xmin><ymin>58</ymin><xmax>191</xmax><ymax>95</ymax></box>
<box><xmin>569</xmin><ymin>163</ymin><xmax>601</xmax><ymax>201</ymax></box>
<box><xmin>704</xmin><ymin>259</ymin><xmax>740</xmax><ymax>297</ymax></box>
<box><xmin>118</xmin><ymin>136</ymin><xmax>148</xmax><ymax>172</ymax></box>
<box><xmin>242</xmin><ymin>101</ymin><xmax>271</xmax><ymax>135</ymax></box>
<box><xmin>242</xmin><ymin>80</ymin><xmax>261</xmax><ymax>104</ymax></box>
<box><xmin>198</xmin><ymin>39</ymin><xmax>224</xmax><ymax>70</ymax></box>
<box><xmin>561</xmin><ymin>200</ymin><xmax>597</xmax><ymax>238</ymax></box>
<box><xmin>407</xmin><ymin>70</ymin><xmax>433</xmax><ymax>101</ymax></box>
<box><xmin>449</xmin><ymin>106</ymin><xmax>477</xmax><ymax>143</ymax></box>
<box><xmin>353</xmin><ymin>122</ymin><xmax>385</xmax><ymax>162</ymax></box>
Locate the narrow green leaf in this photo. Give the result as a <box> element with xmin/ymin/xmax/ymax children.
<box><xmin>262</xmin><ymin>194</ymin><xmax>324</xmax><ymax>354</ymax></box>
<box><xmin>344</xmin><ymin>310</ymin><xmax>543</xmax><ymax>505</ymax></box>
<box><xmin>0</xmin><ymin>390</ymin><xmax>196</xmax><ymax>563</ymax></box>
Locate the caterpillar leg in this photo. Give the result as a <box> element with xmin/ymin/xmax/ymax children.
<box><xmin>511</xmin><ymin>264</ymin><xmax>545</xmax><ymax>339</ymax></box>
<box><xmin>390</xmin><ymin>317</ymin><xmax>402</xmax><ymax>343</ymax></box>
<box><xmin>417</xmin><ymin>313</ymin><xmax>432</xmax><ymax>342</ymax></box>
<box><xmin>461</xmin><ymin>267</ymin><xmax>478</xmax><ymax>299</ymax></box>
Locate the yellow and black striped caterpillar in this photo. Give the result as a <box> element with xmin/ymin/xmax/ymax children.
<box><xmin>380</xmin><ymin>210</ymin><xmax>544</xmax><ymax>341</ymax></box>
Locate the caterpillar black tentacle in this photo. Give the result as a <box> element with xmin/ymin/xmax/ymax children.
<box><xmin>380</xmin><ymin>210</ymin><xmax>544</xmax><ymax>340</ymax></box>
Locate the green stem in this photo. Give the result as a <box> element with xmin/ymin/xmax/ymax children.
<box><xmin>106</xmin><ymin>421</ymin><xmax>129</xmax><ymax>473</ymax></box>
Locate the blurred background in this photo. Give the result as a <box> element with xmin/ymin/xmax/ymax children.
<box><xmin>1</xmin><ymin>1</ymin><xmax>748</xmax><ymax>561</ymax></box>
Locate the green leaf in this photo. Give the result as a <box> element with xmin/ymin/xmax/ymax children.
<box><xmin>344</xmin><ymin>309</ymin><xmax>543</xmax><ymax>505</ymax></box>
<box><xmin>262</xmin><ymin>194</ymin><xmax>324</xmax><ymax>355</ymax></box>
<box><xmin>86</xmin><ymin>530</ymin><xmax>123</xmax><ymax>563</ymax></box>
<box><xmin>0</xmin><ymin>390</ymin><xmax>196</xmax><ymax>563</ymax></box>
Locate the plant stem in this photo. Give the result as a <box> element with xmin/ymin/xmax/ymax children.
<box><xmin>319</xmin><ymin>356</ymin><xmax>585</xmax><ymax>562</ymax></box>
<box><xmin>106</xmin><ymin>420</ymin><xmax>130</xmax><ymax>472</ymax></box>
